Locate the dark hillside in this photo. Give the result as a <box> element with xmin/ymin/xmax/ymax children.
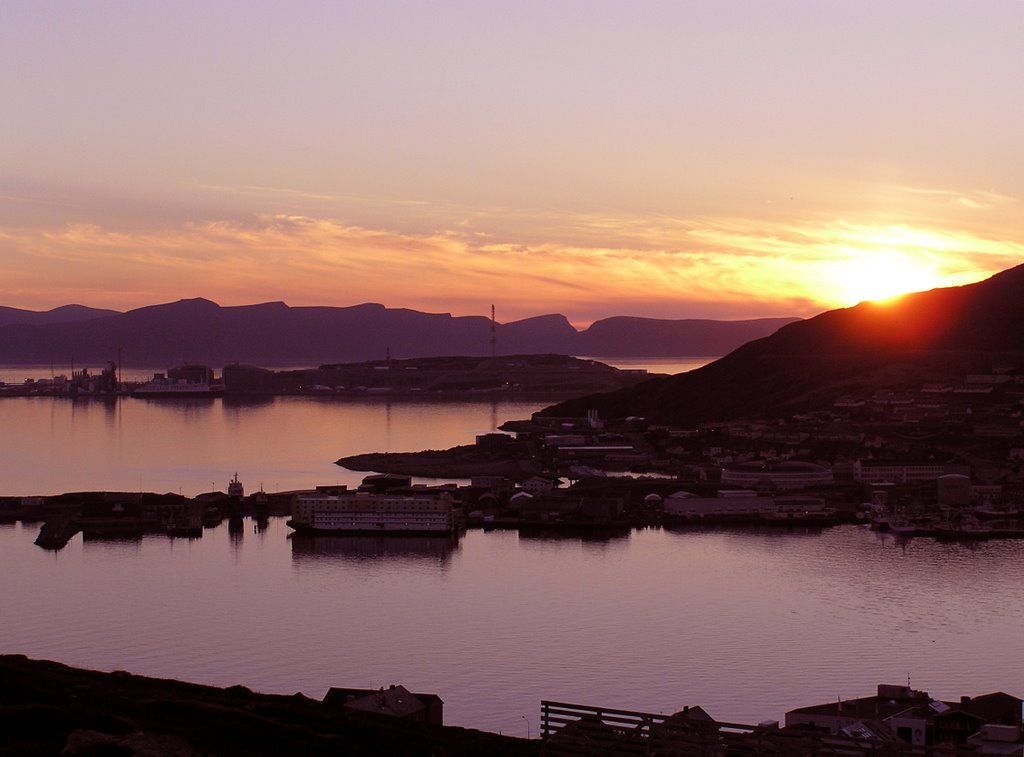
<box><xmin>541</xmin><ymin>263</ymin><xmax>1024</xmax><ymax>425</ymax></box>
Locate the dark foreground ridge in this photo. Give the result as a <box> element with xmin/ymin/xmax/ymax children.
<box><xmin>3</xmin><ymin>657</ymin><xmax>1019</xmax><ymax>756</ymax></box>
<box><xmin>0</xmin><ymin>655</ymin><xmax>535</xmax><ymax>756</ymax></box>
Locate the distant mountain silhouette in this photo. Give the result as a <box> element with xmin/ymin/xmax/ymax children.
<box><xmin>0</xmin><ymin>304</ymin><xmax>118</xmax><ymax>328</ymax></box>
<box><xmin>0</xmin><ymin>299</ymin><xmax>797</xmax><ymax>367</ymax></box>
<box><xmin>541</xmin><ymin>263</ymin><xmax>1024</xmax><ymax>425</ymax></box>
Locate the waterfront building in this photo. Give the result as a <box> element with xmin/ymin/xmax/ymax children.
<box><xmin>290</xmin><ymin>490</ymin><xmax>457</xmax><ymax>533</ymax></box>
<box><xmin>854</xmin><ymin>461</ymin><xmax>959</xmax><ymax>484</ymax></box>
<box><xmin>168</xmin><ymin>364</ymin><xmax>214</xmax><ymax>384</ymax></box>
<box><xmin>786</xmin><ymin>685</ymin><xmax>1022</xmax><ymax>750</ymax></box>
<box><xmin>324</xmin><ymin>685</ymin><xmax>444</xmax><ymax>725</ymax></box>
<box><xmin>521</xmin><ymin>476</ymin><xmax>559</xmax><ymax>496</ymax></box>
<box><xmin>937</xmin><ymin>474</ymin><xmax>971</xmax><ymax>508</ymax></box>
<box><xmin>720</xmin><ymin>460</ymin><xmax>833</xmax><ymax>490</ymax></box>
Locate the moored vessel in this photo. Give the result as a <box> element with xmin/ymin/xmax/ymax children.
<box><xmin>132</xmin><ymin>364</ymin><xmax>224</xmax><ymax>398</ymax></box>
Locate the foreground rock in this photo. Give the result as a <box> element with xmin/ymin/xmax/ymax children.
<box><xmin>0</xmin><ymin>655</ymin><xmax>535</xmax><ymax>756</ymax></box>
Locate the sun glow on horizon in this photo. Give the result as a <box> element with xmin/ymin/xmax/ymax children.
<box><xmin>826</xmin><ymin>252</ymin><xmax>946</xmax><ymax>306</ymax></box>
<box><xmin>0</xmin><ymin>211</ymin><xmax>1018</xmax><ymax>322</ymax></box>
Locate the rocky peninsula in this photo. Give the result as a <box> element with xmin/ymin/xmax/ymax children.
<box><xmin>337</xmin><ymin>444</ymin><xmax>542</xmax><ymax>480</ymax></box>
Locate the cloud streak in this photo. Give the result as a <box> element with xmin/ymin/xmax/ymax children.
<box><xmin>2</xmin><ymin>208</ymin><xmax>1021</xmax><ymax>324</ymax></box>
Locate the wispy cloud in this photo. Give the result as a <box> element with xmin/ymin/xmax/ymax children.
<box><xmin>0</xmin><ymin>210</ymin><xmax>1021</xmax><ymax>321</ymax></box>
<box><xmin>889</xmin><ymin>184</ymin><xmax>1017</xmax><ymax>210</ymax></box>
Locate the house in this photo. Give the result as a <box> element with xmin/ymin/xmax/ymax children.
<box><xmin>521</xmin><ymin>476</ymin><xmax>559</xmax><ymax>496</ymax></box>
<box><xmin>786</xmin><ymin>684</ymin><xmax>932</xmax><ymax>735</ymax></box>
<box><xmin>546</xmin><ymin>713</ymin><xmax>625</xmax><ymax>752</ymax></box>
<box><xmin>649</xmin><ymin>706</ymin><xmax>723</xmax><ymax>756</ymax></box>
<box><xmin>786</xmin><ymin>685</ymin><xmax>1022</xmax><ymax>749</ymax></box>
<box><xmin>323</xmin><ymin>685</ymin><xmax>444</xmax><ymax>725</ymax></box>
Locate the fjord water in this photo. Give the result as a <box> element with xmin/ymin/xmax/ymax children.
<box><xmin>0</xmin><ymin>395</ymin><xmax>546</xmax><ymax>496</ymax></box>
<box><xmin>3</xmin><ymin>519</ymin><xmax>1024</xmax><ymax>735</ymax></box>
<box><xmin>2</xmin><ymin>393</ymin><xmax>1024</xmax><ymax>734</ymax></box>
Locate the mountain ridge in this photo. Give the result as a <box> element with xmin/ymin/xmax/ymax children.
<box><xmin>0</xmin><ymin>304</ymin><xmax>120</xmax><ymax>328</ymax></box>
<box><xmin>0</xmin><ymin>299</ymin><xmax>799</xmax><ymax>366</ymax></box>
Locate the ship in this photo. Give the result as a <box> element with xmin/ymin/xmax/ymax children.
<box><xmin>132</xmin><ymin>364</ymin><xmax>225</xmax><ymax>398</ymax></box>
<box><xmin>132</xmin><ymin>381</ymin><xmax>225</xmax><ymax>398</ymax></box>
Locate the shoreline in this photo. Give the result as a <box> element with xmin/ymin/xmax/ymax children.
<box><xmin>4</xmin><ymin>655</ymin><xmax>1018</xmax><ymax>756</ymax></box>
<box><xmin>337</xmin><ymin>445</ymin><xmax>543</xmax><ymax>480</ymax></box>
<box><xmin>0</xmin><ymin>655</ymin><xmax>534</xmax><ymax>756</ymax></box>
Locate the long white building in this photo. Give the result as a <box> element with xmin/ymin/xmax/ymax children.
<box><xmin>854</xmin><ymin>461</ymin><xmax>950</xmax><ymax>484</ymax></box>
<box><xmin>720</xmin><ymin>460</ymin><xmax>833</xmax><ymax>490</ymax></box>
<box><xmin>290</xmin><ymin>490</ymin><xmax>457</xmax><ymax>533</ymax></box>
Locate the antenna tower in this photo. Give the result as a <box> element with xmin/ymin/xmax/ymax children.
<box><xmin>490</xmin><ymin>305</ymin><xmax>496</xmax><ymax>358</ymax></box>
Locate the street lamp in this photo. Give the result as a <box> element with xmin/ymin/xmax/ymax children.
<box><xmin>521</xmin><ymin>714</ymin><xmax>531</xmax><ymax>740</ymax></box>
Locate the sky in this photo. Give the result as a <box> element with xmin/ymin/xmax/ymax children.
<box><xmin>2</xmin><ymin>0</ymin><xmax>1023</xmax><ymax>325</ymax></box>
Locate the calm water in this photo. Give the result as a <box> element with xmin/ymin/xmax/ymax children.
<box><xmin>2</xmin><ymin>392</ymin><xmax>1023</xmax><ymax>735</ymax></box>
<box><xmin>2</xmin><ymin>521</ymin><xmax>1023</xmax><ymax>734</ymax></box>
<box><xmin>2</xmin><ymin>357</ymin><xmax>711</xmax><ymax>385</ymax></box>
<box><xmin>0</xmin><ymin>395</ymin><xmax>550</xmax><ymax>496</ymax></box>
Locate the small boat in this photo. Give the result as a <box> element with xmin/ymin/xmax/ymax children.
<box><xmin>935</xmin><ymin>514</ymin><xmax>991</xmax><ymax>541</ymax></box>
<box><xmin>973</xmin><ymin>505</ymin><xmax>1021</xmax><ymax>520</ymax></box>
<box><xmin>889</xmin><ymin>519</ymin><xmax>917</xmax><ymax>537</ymax></box>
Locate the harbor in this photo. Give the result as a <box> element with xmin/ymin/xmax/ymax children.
<box><xmin>2</xmin><ymin>385</ymin><xmax>1024</xmax><ymax>737</ymax></box>
<box><xmin>0</xmin><ymin>354</ymin><xmax>653</xmax><ymax>399</ymax></box>
<box><xmin>3</xmin><ymin>517</ymin><xmax>1024</xmax><ymax>738</ymax></box>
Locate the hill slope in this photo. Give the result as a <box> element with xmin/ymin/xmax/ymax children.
<box><xmin>541</xmin><ymin>264</ymin><xmax>1024</xmax><ymax>425</ymax></box>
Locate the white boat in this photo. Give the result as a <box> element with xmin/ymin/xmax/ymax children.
<box><xmin>132</xmin><ymin>365</ymin><xmax>225</xmax><ymax>397</ymax></box>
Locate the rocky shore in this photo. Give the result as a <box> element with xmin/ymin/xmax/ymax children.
<box><xmin>0</xmin><ymin>655</ymin><xmax>535</xmax><ymax>756</ymax></box>
<box><xmin>337</xmin><ymin>444</ymin><xmax>542</xmax><ymax>481</ymax></box>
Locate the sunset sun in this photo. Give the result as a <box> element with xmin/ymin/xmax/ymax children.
<box><xmin>827</xmin><ymin>253</ymin><xmax>944</xmax><ymax>306</ymax></box>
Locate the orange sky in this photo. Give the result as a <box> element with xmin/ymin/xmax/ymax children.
<box><xmin>2</xmin><ymin>2</ymin><xmax>1022</xmax><ymax>324</ymax></box>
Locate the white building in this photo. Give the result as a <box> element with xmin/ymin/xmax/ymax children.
<box><xmin>720</xmin><ymin>460</ymin><xmax>833</xmax><ymax>490</ymax></box>
<box><xmin>854</xmin><ymin>461</ymin><xmax>950</xmax><ymax>484</ymax></box>
<box><xmin>290</xmin><ymin>490</ymin><xmax>456</xmax><ymax>533</ymax></box>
